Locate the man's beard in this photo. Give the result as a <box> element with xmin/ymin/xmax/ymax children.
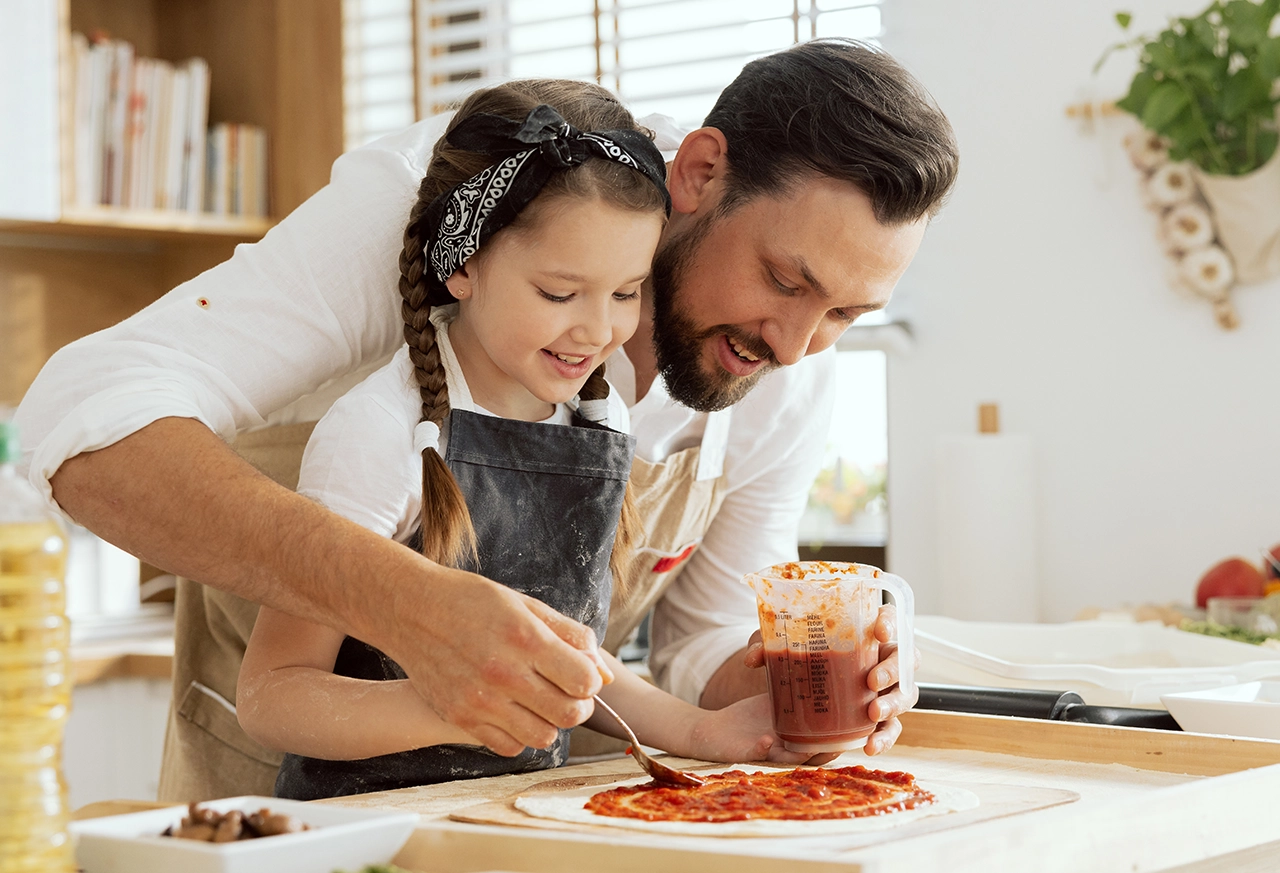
<box><xmin>649</xmin><ymin>213</ymin><xmax>777</xmax><ymax>413</ymax></box>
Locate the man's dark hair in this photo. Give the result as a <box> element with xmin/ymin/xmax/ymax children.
<box><xmin>704</xmin><ymin>38</ymin><xmax>959</xmax><ymax>225</ymax></box>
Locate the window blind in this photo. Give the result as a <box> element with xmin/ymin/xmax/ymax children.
<box><xmin>343</xmin><ymin>0</ymin><xmax>418</xmax><ymax>151</ymax></box>
<box><xmin>415</xmin><ymin>0</ymin><xmax>883</xmax><ymax>129</ymax></box>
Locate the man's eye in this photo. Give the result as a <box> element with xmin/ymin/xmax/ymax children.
<box><xmin>830</xmin><ymin>308</ymin><xmax>860</xmax><ymax>324</ymax></box>
<box><xmin>538</xmin><ymin>289</ymin><xmax>573</xmax><ymax>303</ymax></box>
<box><xmin>770</xmin><ymin>273</ymin><xmax>799</xmax><ymax>295</ymax></box>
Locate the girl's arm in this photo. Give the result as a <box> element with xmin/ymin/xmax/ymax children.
<box><xmin>238</xmin><ymin>605</ymin><xmax>479</xmax><ymax>760</ymax></box>
<box><xmin>586</xmin><ymin>652</ymin><xmax>814</xmax><ymax>765</ymax></box>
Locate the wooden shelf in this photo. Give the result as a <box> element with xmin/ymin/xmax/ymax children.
<box><xmin>1</xmin><ymin>0</ymin><xmax>342</xmax><ymax>407</ymax></box>
<box><xmin>1</xmin><ymin>206</ymin><xmax>272</xmax><ymax>244</ymax></box>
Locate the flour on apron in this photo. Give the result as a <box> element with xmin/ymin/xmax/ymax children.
<box><xmin>273</xmin><ymin>409</ymin><xmax>634</xmax><ymax>800</ymax></box>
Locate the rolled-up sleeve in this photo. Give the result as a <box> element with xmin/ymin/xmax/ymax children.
<box><xmin>648</xmin><ymin>350</ymin><xmax>839</xmax><ymax>704</ymax></box>
<box><xmin>15</xmin><ymin>116</ymin><xmax>453</xmax><ymax>512</ymax></box>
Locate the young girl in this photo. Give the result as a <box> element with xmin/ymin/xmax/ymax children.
<box><xmin>237</xmin><ymin>80</ymin><xmax>807</xmax><ymax>800</ymax></box>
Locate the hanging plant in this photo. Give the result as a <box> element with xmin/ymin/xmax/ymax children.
<box><xmin>1100</xmin><ymin>1</ymin><xmax>1280</xmax><ymax>176</ymax></box>
<box><xmin>1099</xmin><ymin>1</ymin><xmax>1280</xmax><ymax>324</ymax></box>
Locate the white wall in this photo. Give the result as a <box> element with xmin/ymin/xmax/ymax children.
<box><xmin>880</xmin><ymin>1</ymin><xmax>1280</xmax><ymax>620</ymax></box>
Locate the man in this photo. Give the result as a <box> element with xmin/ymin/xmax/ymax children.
<box><xmin>17</xmin><ymin>38</ymin><xmax>957</xmax><ymax>798</ymax></box>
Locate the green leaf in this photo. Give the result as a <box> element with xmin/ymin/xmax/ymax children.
<box><xmin>1257</xmin><ymin>35</ymin><xmax>1280</xmax><ymax>79</ymax></box>
<box><xmin>1145</xmin><ymin>40</ymin><xmax>1178</xmax><ymax>71</ymax></box>
<box><xmin>1256</xmin><ymin>127</ymin><xmax>1280</xmax><ymax>166</ymax></box>
<box><xmin>1222</xmin><ymin>66</ymin><xmax>1269</xmax><ymax>118</ymax></box>
<box><xmin>1190</xmin><ymin>16</ymin><xmax>1219</xmax><ymax>52</ymax></box>
<box><xmin>1223</xmin><ymin>0</ymin><xmax>1268</xmax><ymax>49</ymax></box>
<box><xmin>1116</xmin><ymin>70</ymin><xmax>1158</xmax><ymax>117</ymax></box>
<box><xmin>1115</xmin><ymin>11</ymin><xmax>1133</xmax><ymax>29</ymax></box>
<box><xmin>1165</xmin><ymin>117</ymin><xmax>1205</xmax><ymax>148</ymax></box>
<box><xmin>1142</xmin><ymin>81</ymin><xmax>1192</xmax><ymax>130</ymax></box>
<box><xmin>1183</xmin><ymin>58</ymin><xmax>1227</xmax><ymax>82</ymax></box>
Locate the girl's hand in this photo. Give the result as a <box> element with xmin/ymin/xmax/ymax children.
<box><xmin>683</xmin><ymin>694</ymin><xmax>820</xmax><ymax>765</ymax></box>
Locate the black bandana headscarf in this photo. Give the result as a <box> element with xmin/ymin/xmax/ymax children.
<box><xmin>422</xmin><ymin>104</ymin><xmax>671</xmax><ymax>306</ymax></box>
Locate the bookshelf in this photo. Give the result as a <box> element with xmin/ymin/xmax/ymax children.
<box><xmin>1</xmin><ymin>0</ymin><xmax>343</xmax><ymax>402</ymax></box>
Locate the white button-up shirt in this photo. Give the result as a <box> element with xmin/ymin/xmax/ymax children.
<box><xmin>15</xmin><ymin>113</ymin><xmax>838</xmax><ymax>704</ymax></box>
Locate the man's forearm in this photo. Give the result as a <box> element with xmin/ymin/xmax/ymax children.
<box><xmin>49</xmin><ymin>416</ymin><xmax>607</xmax><ymax>755</ymax></box>
<box><xmin>698</xmin><ymin>645</ymin><xmax>768</xmax><ymax>710</ymax></box>
<box><xmin>49</xmin><ymin>416</ymin><xmax>429</xmax><ymax>642</ymax></box>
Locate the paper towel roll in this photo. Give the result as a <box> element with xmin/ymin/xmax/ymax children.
<box><xmin>935</xmin><ymin>434</ymin><xmax>1038</xmax><ymax>621</ymax></box>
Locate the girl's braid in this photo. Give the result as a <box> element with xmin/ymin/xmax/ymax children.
<box><xmin>399</xmin><ymin>194</ymin><xmax>450</xmax><ymax>427</ymax></box>
<box><xmin>578</xmin><ymin>364</ymin><xmax>610</xmax><ymax>402</ymax></box>
<box><xmin>399</xmin><ymin>186</ymin><xmax>477</xmax><ymax>567</ymax></box>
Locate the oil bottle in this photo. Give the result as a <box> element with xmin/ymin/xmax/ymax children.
<box><xmin>0</xmin><ymin>415</ymin><xmax>74</xmax><ymax>872</ymax></box>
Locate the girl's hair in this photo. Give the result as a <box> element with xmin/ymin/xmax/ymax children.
<box><xmin>399</xmin><ymin>79</ymin><xmax>664</xmax><ymax>601</ymax></box>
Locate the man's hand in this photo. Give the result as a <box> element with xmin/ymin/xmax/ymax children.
<box><xmin>385</xmin><ymin>571</ymin><xmax>612</xmax><ymax>757</ymax></box>
<box><xmin>50</xmin><ymin>417</ymin><xmax>610</xmax><ymax>759</ymax></box>
<box><xmin>862</xmin><ymin>604</ymin><xmax>921</xmax><ymax>756</ymax></box>
<box><xmin>729</xmin><ymin>603</ymin><xmax>920</xmax><ymax>758</ymax></box>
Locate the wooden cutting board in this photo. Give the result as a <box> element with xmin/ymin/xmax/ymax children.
<box><xmin>448</xmin><ymin>771</ymin><xmax>1080</xmax><ymax>848</ymax></box>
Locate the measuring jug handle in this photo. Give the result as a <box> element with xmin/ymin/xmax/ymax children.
<box><xmin>873</xmin><ymin>573</ymin><xmax>915</xmax><ymax>701</ymax></box>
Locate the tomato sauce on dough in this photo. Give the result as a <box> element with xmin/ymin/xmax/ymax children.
<box><xmin>584</xmin><ymin>766</ymin><xmax>935</xmax><ymax>823</ymax></box>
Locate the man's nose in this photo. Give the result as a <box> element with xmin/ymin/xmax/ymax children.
<box><xmin>761</xmin><ymin>311</ymin><xmax>826</xmax><ymax>366</ymax></box>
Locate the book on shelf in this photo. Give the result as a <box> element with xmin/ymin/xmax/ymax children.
<box><xmin>68</xmin><ymin>34</ymin><xmax>239</xmax><ymax>219</ymax></box>
<box><xmin>102</xmin><ymin>39</ymin><xmax>132</xmax><ymax>207</ymax></box>
<box><xmin>205</xmin><ymin>122</ymin><xmax>269</xmax><ymax>219</ymax></box>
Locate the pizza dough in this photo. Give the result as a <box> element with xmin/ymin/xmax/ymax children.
<box><xmin>514</xmin><ymin>766</ymin><xmax>980</xmax><ymax>838</ymax></box>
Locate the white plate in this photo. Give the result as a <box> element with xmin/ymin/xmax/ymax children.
<box><xmin>71</xmin><ymin>796</ymin><xmax>418</xmax><ymax>873</ymax></box>
<box><xmin>1160</xmin><ymin>681</ymin><xmax>1280</xmax><ymax>739</ymax></box>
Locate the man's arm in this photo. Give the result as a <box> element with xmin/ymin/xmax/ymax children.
<box><xmin>51</xmin><ymin>418</ymin><xmax>606</xmax><ymax>755</ymax></box>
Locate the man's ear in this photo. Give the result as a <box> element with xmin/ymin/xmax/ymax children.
<box><xmin>444</xmin><ymin>263</ymin><xmax>474</xmax><ymax>300</ymax></box>
<box><xmin>668</xmin><ymin>127</ymin><xmax>729</xmax><ymax>216</ymax></box>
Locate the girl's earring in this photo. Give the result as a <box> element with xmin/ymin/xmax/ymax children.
<box><xmin>445</xmin><ymin>269</ymin><xmax>472</xmax><ymax>300</ymax></box>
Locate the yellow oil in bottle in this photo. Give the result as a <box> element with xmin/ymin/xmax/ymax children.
<box><xmin>1</xmin><ymin>418</ymin><xmax>74</xmax><ymax>873</ymax></box>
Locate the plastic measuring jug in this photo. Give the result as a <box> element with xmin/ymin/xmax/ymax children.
<box><xmin>743</xmin><ymin>561</ymin><xmax>915</xmax><ymax>753</ymax></box>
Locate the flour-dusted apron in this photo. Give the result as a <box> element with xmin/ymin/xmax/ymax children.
<box><xmin>568</xmin><ymin>409</ymin><xmax>733</xmax><ymax>757</ymax></box>
<box><xmin>273</xmin><ymin>409</ymin><xmax>635</xmax><ymax>800</ymax></box>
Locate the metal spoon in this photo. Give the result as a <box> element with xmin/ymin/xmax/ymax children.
<box><xmin>591</xmin><ymin>695</ymin><xmax>706</xmax><ymax>787</ymax></box>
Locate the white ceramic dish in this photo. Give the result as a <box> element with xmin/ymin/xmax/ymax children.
<box><xmin>915</xmin><ymin>616</ymin><xmax>1280</xmax><ymax>706</ymax></box>
<box><xmin>1160</xmin><ymin>681</ymin><xmax>1280</xmax><ymax>739</ymax></box>
<box><xmin>70</xmin><ymin>795</ymin><xmax>418</xmax><ymax>873</ymax></box>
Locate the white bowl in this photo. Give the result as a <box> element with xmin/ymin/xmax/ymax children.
<box><xmin>70</xmin><ymin>795</ymin><xmax>418</xmax><ymax>873</ymax></box>
<box><xmin>1159</xmin><ymin>681</ymin><xmax>1280</xmax><ymax>740</ymax></box>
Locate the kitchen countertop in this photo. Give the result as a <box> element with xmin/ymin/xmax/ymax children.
<box><xmin>70</xmin><ymin>610</ymin><xmax>175</xmax><ymax>686</ymax></box>
<box><xmin>73</xmin><ymin>711</ymin><xmax>1280</xmax><ymax>872</ymax></box>
<box><xmin>72</xmin><ymin>636</ymin><xmax>173</xmax><ymax>685</ymax></box>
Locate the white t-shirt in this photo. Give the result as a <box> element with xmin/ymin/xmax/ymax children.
<box><xmin>301</xmin><ymin>305</ymin><xmax>630</xmax><ymax>543</ymax></box>
<box><xmin>15</xmin><ymin>112</ymin><xmax>838</xmax><ymax>704</ymax></box>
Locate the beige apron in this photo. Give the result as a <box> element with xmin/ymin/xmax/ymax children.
<box><xmin>157</xmin><ymin>411</ymin><xmax>732</xmax><ymax>799</ymax></box>
<box><xmin>156</xmin><ymin>423</ymin><xmax>315</xmax><ymax>802</ymax></box>
<box><xmin>570</xmin><ymin>409</ymin><xmax>732</xmax><ymax>757</ymax></box>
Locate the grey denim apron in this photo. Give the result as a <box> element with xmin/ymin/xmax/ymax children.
<box><xmin>274</xmin><ymin>408</ymin><xmax>635</xmax><ymax>800</ymax></box>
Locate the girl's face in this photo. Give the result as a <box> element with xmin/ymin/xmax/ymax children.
<box><xmin>446</xmin><ymin>196</ymin><xmax>664</xmax><ymax>421</ymax></box>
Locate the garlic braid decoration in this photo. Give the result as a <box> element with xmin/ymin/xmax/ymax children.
<box><xmin>1124</xmin><ymin>129</ymin><xmax>1239</xmax><ymax>329</ymax></box>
